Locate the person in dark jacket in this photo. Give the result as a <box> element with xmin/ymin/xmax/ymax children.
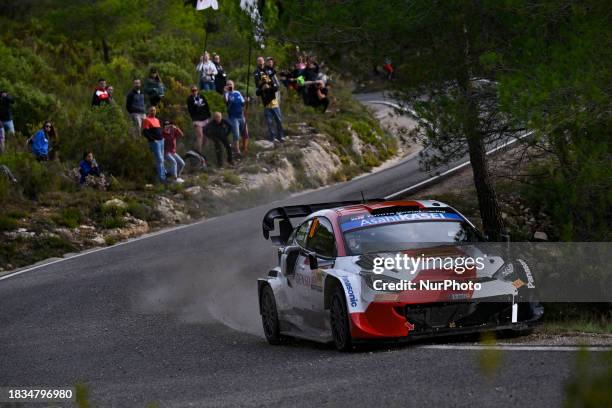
<box><xmin>142</xmin><ymin>106</ymin><xmax>166</xmax><ymax>182</ymax></box>
<box><xmin>187</xmin><ymin>86</ymin><xmax>211</xmax><ymax>155</ymax></box>
<box><xmin>212</xmin><ymin>53</ymin><xmax>227</xmax><ymax>94</ymax></box>
<box><xmin>79</xmin><ymin>150</ymin><xmax>103</xmax><ymax>185</ymax></box>
<box><xmin>253</xmin><ymin>56</ymin><xmax>266</xmax><ymax>89</ymax></box>
<box><xmin>265</xmin><ymin>57</ymin><xmax>281</xmax><ymax>106</ymax></box>
<box><xmin>256</xmin><ymin>75</ymin><xmax>284</xmax><ymax>143</ymax></box>
<box><xmin>92</xmin><ymin>79</ymin><xmax>112</xmax><ymax>106</ymax></box>
<box><xmin>203</xmin><ymin>112</ymin><xmax>233</xmax><ymax>167</ymax></box>
<box><xmin>126</xmin><ymin>78</ymin><xmax>146</xmax><ymax>133</ymax></box>
<box><xmin>0</xmin><ymin>91</ymin><xmax>15</xmax><ymax>134</ymax></box>
<box><xmin>144</xmin><ymin>68</ymin><xmax>165</xmax><ymax>107</ymax></box>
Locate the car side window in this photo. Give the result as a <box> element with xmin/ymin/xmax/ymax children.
<box><xmin>294</xmin><ymin>219</ymin><xmax>312</xmax><ymax>247</ymax></box>
<box><xmin>306</xmin><ymin>217</ymin><xmax>336</xmax><ymax>258</ymax></box>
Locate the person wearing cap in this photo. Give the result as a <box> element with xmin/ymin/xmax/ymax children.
<box><xmin>162</xmin><ymin>120</ymin><xmax>185</xmax><ymax>183</ymax></box>
<box><xmin>256</xmin><ymin>74</ymin><xmax>284</xmax><ymax>144</ymax></box>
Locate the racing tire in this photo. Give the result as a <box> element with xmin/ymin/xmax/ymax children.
<box><xmin>330</xmin><ymin>285</ymin><xmax>353</xmax><ymax>351</ymax></box>
<box><xmin>260</xmin><ymin>285</ymin><xmax>283</xmax><ymax>345</ymax></box>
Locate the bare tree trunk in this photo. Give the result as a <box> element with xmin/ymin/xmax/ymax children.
<box><xmin>457</xmin><ymin>5</ymin><xmax>504</xmax><ymax>241</ymax></box>
<box><xmin>102</xmin><ymin>38</ymin><xmax>110</xmax><ymax>64</ymax></box>
<box><xmin>467</xmin><ymin>128</ymin><xmax>505</xmax><ymax>240</ymax></box>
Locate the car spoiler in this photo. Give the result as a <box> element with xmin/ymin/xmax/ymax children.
<box><xmin>262</xmin><ymin>199</ymin><xmax>385</xmax><ymax>245</ymax></box>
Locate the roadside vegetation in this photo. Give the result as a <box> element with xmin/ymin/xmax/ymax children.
<box><xmin>269</xmin><ymin>0</ymin><xmax>611</xmax><ymax>331</ymax></box>
<box><xmin>0</xmin><ymin>1</ymin><xmax>397</xmax><ymax>270</ymax></box>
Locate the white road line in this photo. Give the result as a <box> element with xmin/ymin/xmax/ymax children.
<box><xmin>385</xmin><ymin>130</ymin><xmax>535</xmax><ymax>199</ymax></box>
<box><xmin>419</xmin><ymin>344</ymin><xmax>612</xmax><ymax>352</ymax></box>
<box><xmin>0</xmin><ymin>219</ymin><xmax>208</xmax><ymax>282</ymax></box>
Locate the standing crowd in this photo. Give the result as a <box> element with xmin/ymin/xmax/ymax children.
<box><xmin>0</xmin><ymin>48</ymin><xmax>331</xmax><ymax>187</ymax></box>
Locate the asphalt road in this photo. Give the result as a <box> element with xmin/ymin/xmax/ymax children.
<box><xmin>0</xmin><ymin>97</ymin><xmax>597</xmax><ymax>408</ymax></box>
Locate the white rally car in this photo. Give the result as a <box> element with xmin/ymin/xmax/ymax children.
<box><xmin>258</xmin><ymin>200</ymin><xmax>542</xmax><ymax>350</ymax></box>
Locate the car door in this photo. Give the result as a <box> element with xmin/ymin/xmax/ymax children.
<box><xmin>303</xmin><ymin>217</ymin><xmax>337</xmax><ymax>312</ymax></box>
<box><xmin>284</xmin><ymin>219</ymin><xmax>312</xmax><ymax>310</ymax></box>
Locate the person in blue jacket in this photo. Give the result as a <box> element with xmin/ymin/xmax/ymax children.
<box><xmin>79</xmin><ymin>150</ymin><xmax>103</xmax><ymax>184</ymax></box>
<box><xmin>30</xmin><ymin>121</ymin><xmax>54</xmax><ymax>161</ymax></box>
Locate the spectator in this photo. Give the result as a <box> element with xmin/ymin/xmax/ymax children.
<box><xmin>162</xmin><ymin>120</ymin><xmax>185</xmax><ymax>183</ymax></box>
<box><xmin>91</xmin><ymin>79</ymin><xmax>111</xmax><ymax>106</ymax></box>
<box><xmin>265</xmin><ymin>57</ymin><xmax>281</xmax><ymax>105</ymax></box>
<box><xmin>79</xmin><ymin>150</ymin><xmax>103</xmax><ymax>185</ymax></box>
<box><xmin>253</xmin><ymin>56</ymin><xmax>266</xmax><ymax>88</ymax></box>
<box><xmin>383</xmin><ymin>57</ymin><xmax>394</xmax><ymax>80</ymax></box>
<box><xmin>126</xmin><ymin>78</ymin><xmax>146</xmax><ymax>133</ymax></box>
<box><xmin>0</xmin><ymin>91</ymin><xmax>15</xmax><ymax>135</ymax></box>
<box><xmin>212</xmin><ymin>53</ymin><xmax>227</xmax><ymax>94</ymax></box>
<box><xmin>196</xmin><ymin>51</ymin><xmax>217</xmax><ymax>91</ymax></box>
<box><xmin>224</xmin><ymin>80</ymin><xmax>247</xmax><ymax>157</ymax></box>
<box><xmin>30</xmin><ymin>121</ymin><xmax>54</xmax><ymax>161</ymax></box>
<box><xmin>203</xmin><ymin>112</ymin><xmax>234</xmax><ymax>167</ymax></box>
<box><xmin>144</xmin><ymin>68</ymin><xmax>165</xmax><ymax>107</ymax></box>
<box><xmin>0</xmin><ymin>121</ymin><xmax>4</xmax><ymax>153</ymax></box>
<box><xmin>256</xmin><ymin>74</ymin><xmax>284</xmax><ymax>144</ymax></box>
<box><xmin>306</xmin><ymin>80</ymin><xmax>330</xmax><ymax>112</ymax></box>
<box><xmin>142</xmin><ymin>106</ymin><xmax>166</xmax><ymax>183</ymax></box>
<box><xmin>187</xmin><ymin>86</ymin><xmax>212</xmax><ymax>158</ymax></box>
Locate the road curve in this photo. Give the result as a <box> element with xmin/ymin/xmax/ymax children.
<box><xmin>0</xmin><ymin>98</ymin><xmax>588</xmax><ymax>407</ymax></box>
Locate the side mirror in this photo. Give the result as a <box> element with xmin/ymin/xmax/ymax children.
<box><xmin>308</xmin><ymin>252</ymin><xmax>319</xmax><ymax>270</ymax></box>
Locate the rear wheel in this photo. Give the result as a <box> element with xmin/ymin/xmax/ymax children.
<box><xmin>330</xmin><ymin>285</ymin><xmax>353</xmax><ymax>351</ymax></box>
<box><xmin>260</xmin><ymin>285</ymin><xmax>283</xmax><ymax>345</ymax></box>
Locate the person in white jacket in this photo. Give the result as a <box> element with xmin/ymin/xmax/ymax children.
<box><xmin>196</xmin><ymin>51</ymin><xmax>218</xmax><ymax>91</ymax></box>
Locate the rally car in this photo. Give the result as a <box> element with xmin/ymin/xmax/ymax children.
<box><xmin>258</xmin><ymin>200</ymin><xmax>543</xmax><ymax>350</ymax></box>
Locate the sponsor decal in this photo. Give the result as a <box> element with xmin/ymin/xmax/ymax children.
<box><xmin>517</xmin><ymin>259</ymin><xmax>536</xmax><ymax>288</ymax></box>
<box><xmin>342</xmin><ymin>277</ymin><xmax>358</xmax><ymax>307</ymax></box>
<box><xmin>512</xmin><ymin>278</ymin><xmax>525</xmax><ymax>289</ymax></box>
<box><xmin>340</xmin><ymin>212</ymin><xmax>463</xmax><ymax>232</ymax></box>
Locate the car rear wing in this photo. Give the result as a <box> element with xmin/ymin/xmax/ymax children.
<box><xmin>262</xmin><ymin>200</ymin><xmax>385</xmax><ymax>245</ymax></box>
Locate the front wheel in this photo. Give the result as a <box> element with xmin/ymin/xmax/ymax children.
<box><xmin>260</xmin><ymin>285</ymin><xmax>283</xmax><ymax>345</ymax></box>
<box><xmin>330</xmin><ymin>285</ymin><xmax>353</xmax><ymax>351</ymax></box>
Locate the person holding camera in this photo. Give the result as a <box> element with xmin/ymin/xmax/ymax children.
<box><xmin>256</xmin><ymin>74</ymin><xmax>284</xmax><ymax>144</ymax></box>
<box><xmin>196</xmin><ymin>51</ymin><xmax>217</xmax><ymax>91</ymax></box>
<box><xmin>79</xmin><ymin>150</ymin><xmax>103</xmax><ymax>185</ymax></box>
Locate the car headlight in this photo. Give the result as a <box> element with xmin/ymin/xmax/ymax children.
<box><xmin>493</xmin><ymin>262</ymin><xmax>517</xmax><ymax>282</ymax></box>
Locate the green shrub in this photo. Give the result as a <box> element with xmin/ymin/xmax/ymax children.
<box><xmin>0</xmin><ymin>152</ymin><xmax>60</xmax><ymax>199</ymax></box>
<box><xmin>0</xmin><ymin>215</ymin><xmax>19</xmax><ymax>231</ymax></box>
<box><xmin>126</xmin><ymin>199</ymin><xmax>155</xmax><ymax>221</ymax></box>
<box><xmin>101</xmin><ymin>215</ymin><xmax>125</xmax><ymax>229</ymax></box>
<box><xmin>51</xmin><ymin>207</ymin><xmax>84</xmax><ymax>229</ymax></box>
<box><xmin>60</xmin><ymin>104</ymin><xmax>155</xmax><ymax>185</ymax></box>
<box><xmin>222</xmin><ymin>170</ymin><xmax>241</xmax><ymax>186</ymax></box>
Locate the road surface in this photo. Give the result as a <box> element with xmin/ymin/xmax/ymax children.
<box><xmin>0</xmin><ymin>96</ymin><xmax>598</xmax><ymax>407</ymax></box>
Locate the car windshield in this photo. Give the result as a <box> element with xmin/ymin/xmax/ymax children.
<box><xmin>343</xmin><ymin>221</ymin><xmax>482</xmax><ymax>255</ymax></box>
